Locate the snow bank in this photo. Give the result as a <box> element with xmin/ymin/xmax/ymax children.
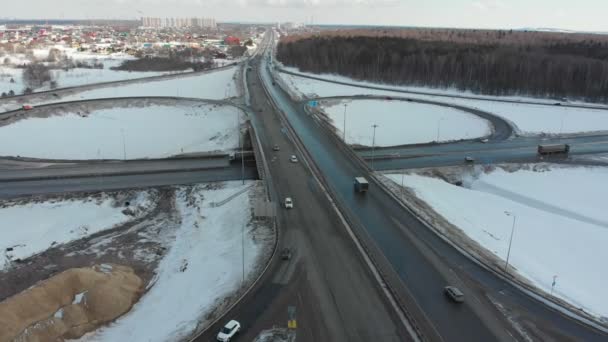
<box><xmin>278</xmin><ymin>70</ymin><xmax>608</xmax><ymax>136</ymax></box>
<box><xmin>0</xmin><ymin>104</ymin><xmax>242</xmax><ymax>160</ymax></box>
<box><xmin>57</xmin><ymin>66</ymin><xmax>238</xmax><ymax>102</ymax></box>
<box><xmin>0</xmin><ymin>191</ymin><xmax>153</xmax><ymax>270</ymax></box>
<box><xmin>79</xmin><ymin>181</ymin><xmax>268</xmax><ymax>342</ymax></box>
<box><xmin>1</xmin><ymin>65</ymin><xmax>169</xmax><ymax>96</ymax></box>
<box><xmin>322</xmin><ymin>99</ymin><xmax>491</xmax><ymax>146</ymax></box>
<box><xmin>385</xmin><ymin>165</ymin><xmax>608</xmax><ymax>319</ymax></box>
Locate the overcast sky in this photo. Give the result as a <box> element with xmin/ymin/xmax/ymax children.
<box><xmin>3</xmin><ymin>0</ymin><xmax>607</xmax><ymax>32</ymax></box>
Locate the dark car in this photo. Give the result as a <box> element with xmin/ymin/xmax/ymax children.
<box><xmin>281</xmin><ymin>247</ymin><xmax>292</xmax><ymax>260</ymax></box>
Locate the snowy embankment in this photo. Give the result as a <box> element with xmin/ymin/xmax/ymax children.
<box><xmin>278</xmin><ymin>68</ymin><xmax>608</xmax><ymax>136</ymax></box>
<box><xmin>78</xmin><ymin>181</ymin><xmax>272</xmax><ymax>342</ymax></box>
<box><xmin>54</xmin><ymin>66</ymin><xmax>239</xmax><ymax>102</ymax></box>
<box><xmin>0</xmin><ymin>48</ymin><xmax>179</xmax><ymax>95</ymax></box>
<box><xmin>0</xmin><ymin>191</ymin><xmax>153</xmax><ymax>271</ymax></box>
<box><xmin>0</xmin><ymin>103</ymin><xmax>243</xmax><ymax>160</ymax></box>
<box><xmin>384</xmin><ymin>165</ymin><xmax>608</xmax><ymax>320</ymax></box>
<box><xmin>0</xmin><ymin>66</ymin><xmax>239</xmax><ymax>113</ymax></box>
<box><xmin>321</xmin><ymin>99</ymin><xmax>491</xmax><ymax>146</ymax></box>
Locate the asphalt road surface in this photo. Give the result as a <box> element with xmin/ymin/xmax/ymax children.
<box><xmin>262</xmin><ymin>37</ymin><xmax>608</xmax><ymax>342</ymax></box>
<box><xmin>0</xmin><ymin>157</ymin><xmax>232</xmax><ymax>181</ymax></box>
<box><xmin>361</xmin><ymin>134</ymin><xmax>608</xmax><ymax>170</ymax></box>
<box><xmin>194</xmin><ymin>39</ymin><xmax>409</xmax><ymax>342</ymax></box>
<box><xmin>0</xmin><ymin>164</ymin><xmax>257</xmax><ymax>198</ymax></box>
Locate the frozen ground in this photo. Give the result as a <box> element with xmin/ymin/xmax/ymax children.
<box><xmin>278</xmin><ymin>69</ymin><xmax>608</xmax><ymax>136</ymax></box>
<box><xmin>52</xmin><ymin>66</ymin><xmax>238</xmax><ymax>103</ymax></box>
<box><xmin>321</xmin><ymin>99</ymin><xmax>491</xmax><ymax>146</ymax></box>
<box><xmin>0</xmin><ymin>65</ymin><xmax>238</xmax><ymax>113</ymax></box>
<box><xmin>0</xmin><ymin>103</ymin><xmax>243</xmax><ymax>160</ymax></box>
<box><xmin>78</xmin><ymin>181</ymin><xmax>272</xmax><ymax>342</ymax></box>
<box><xmin>384</xmin><ymin>164</ymin><xmax>608</xmax><ymax>319</ymax></box>
<box><xmin>0</xmin><ymin>191</ymin><xmax>153</xmax><ymax>271</ymax></box>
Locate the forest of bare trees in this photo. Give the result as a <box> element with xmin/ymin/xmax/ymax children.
<box><xmin>277</xmin><ymin>29</ymin><xmax>608</xmax><ymax>102</ymax></box>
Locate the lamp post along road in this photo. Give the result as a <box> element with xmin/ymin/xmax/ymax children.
<box><xmin>343</xmin><ymin>103</ymin><xmax>347</xmax><ymax>143</ymax></box>
<box><xmin>504</xmin><ymin>211</ymin><xmax>517</xmax><ymax>273</ymax></box>
<box><xmin>371</xmin><ymin>124</ymin><xmax>379</xmax><ymax>171</ymax></box>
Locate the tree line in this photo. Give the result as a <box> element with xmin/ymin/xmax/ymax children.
<box><xmin>277</xmin><ymin>33</ymin><xmax>608</xmax><ymax>102</ymax></box>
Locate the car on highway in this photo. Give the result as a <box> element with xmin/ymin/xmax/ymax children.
<box><xmin>444</xmin><ymin>286</ymin><xmax>465</xmax><ymax>303</ymax></box>
<box><xmin>464</xmin><ymin>156</ymin><xmax>475</xmax><ymax>163</ymax></box>
<box><xmin>480</xmin><ymin>138</ymin><xmax>489</xmax><ymax>143</ymax></box>
<box><xmin>273</xmin><ymin>144</ymin><xmax>280</xmax><ymax>151</ymax></box>
<box><xmin>281</xmin><ymin>247</ymin><xmax>292</xmax><ymax>260</ymax></box>
<box><xmin>284</xmin><ymin>197</ymin><xmax>293</xmax><ymax>209</ymax></box>
<box><xmin>290</xmin><ymin>155</ymin><xmax>298</xmax><ymax>163</ymax></box>
<box><xmin>22</xmin><ymin>105</ymin><xmax>33</xmax><ymax>110</ymax></box>
<box><xmin>216</xmin><ymin>320</ymin><xmax>241</xmax><ymax>341</ymax></box>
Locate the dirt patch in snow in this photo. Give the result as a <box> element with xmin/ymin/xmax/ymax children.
<box><xmin>0</xmin><ymin>264</ymin><xmax>142</xmax><ymax>342</ymax></box>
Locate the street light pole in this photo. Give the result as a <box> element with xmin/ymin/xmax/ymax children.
<box><xmin>504</xmin><ymin>211</ymin><xmax>517</xmax><ymax>273</ymax></box>
<box><xmin>238</xmin><ymin>111</ymin><xmax>244</xmax><ymax>185</ymax></box>
<box><xmin>343</xmin><ymin>103</ymin><xmax>347</xmax><ymax>143</ymax></box>
<box><xmin>371</xmin><ymin>124</ymin><xmax>378</xmax><ymax>171</ymax></box>
<box><xmin>436</xmin><ymin>117</ymin><xmax>445</xmax><ymax>142</ymax></box>
<box><xmin>121</xmin><ymin>129</ymin><xmax>126</xmax><ymax>161</ymax></box>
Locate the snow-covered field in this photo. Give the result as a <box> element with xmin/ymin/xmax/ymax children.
<box><xmin>78</xmin><ymin>181</ymin><xmax>270</xmax><ymax>342</ymax></box>
<box><xmin>0</xmin><ymin>65</ymin><xmax>170</xmax><ymax>95</ymax></box>
<box><xmin>385</xmin><ymin>165</ymin><xmax>608</xmax><ymax>319</ymax></box>
<box><xmin>54</xmin><ymin>66</ymin><xmax>238</xmax><ymax>103</ymax></box>
<box><xmin>322</xmin><ymin>99</ymin><xmax>491</xmax><ymax>146</ymax></box>
<box><xmin>0</xmin><ymin>66</ymin><xmax>239</xmax><ymax>113</ymax></box>
<box><xmin>278</xmin><ymin>68</ymin><xmax>608</xmax><ymax>136</ymax></box>
<box><xmin>0</xmin><ymin>103</ymin><xmax>243</xmax><ymax>160</ymax></box>
<box><xmin>0</xmin><ymin>191</ymin><xmax>153</xmax><ymax>270</ymax></box>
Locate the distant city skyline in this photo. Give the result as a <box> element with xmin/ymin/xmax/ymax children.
<box><xmin>3</xmin><ymin>0</ymin><xmax>608</xmax><ymax>32</ymax></box>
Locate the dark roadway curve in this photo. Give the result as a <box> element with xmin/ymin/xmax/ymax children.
<box><xmin>267</xmin><ymin>51</ymin><xmax>608</xmax><ymax>340</ymax></box>
<box><xmin>304</xmin><ymin>95</ymin><xmax>514</xmax><ymax>142</ymax></box>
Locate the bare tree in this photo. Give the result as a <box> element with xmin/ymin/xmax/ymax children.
<box><xmin>22</xmin><ymin>63</ymin><xmax>54</xmax><ymax>89</ymax></box>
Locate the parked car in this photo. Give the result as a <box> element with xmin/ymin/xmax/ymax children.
<box><xmin>480</xmin><ymin>138</ymin><xmax>489</xmax><ymax>143</ymax></box>
<box><xmin>284</xmin><ymin>197</ymin><xmax>293</xmax><ymax>209</ymax></box>
<box><xmin>273</xmin><ymin>145</ymin><xmax>280</xmax><ymax>151</ymax></box>
<box><xmin>217</xmin><ymin>320</ymin><xmax>241</xmax><ymax>341</ymax></box>
<box><xmin>281</xmin><ymin>247</ymin><xmax>292</xmax><ymax>260</ymax></box>
<box><xmin>290</xmin><ymin>155</ymin><xmax>298</xmax><ymax>163</ymax></box>
<box><xmin>464</xmin><ymin>156</ymin><xmax>475</xmax><ymax>163</ymax></box>
<box><xmin>22</xmin><ymin>105</ymin><xmax>33</xmax><ymax>110</ymax></box>
<box><xmin>444</xmin><ymin>286</ymin><xmax>465</xmax><ymax>303</ymax></box>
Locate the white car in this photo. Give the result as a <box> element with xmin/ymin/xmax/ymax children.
<box><xmin>284</xmin><ymin>197</ymin><xmax>293</xmax><ymax>209</ymax></box>
<box><xmin>217</xmin><ymin>320</ymin><xmax>241</xmax><ymax>341</ymax></box>
<box><xmin>290</xmin><ymin>155</ymin><xmax>298</xmax><ymax>163</ymax></box>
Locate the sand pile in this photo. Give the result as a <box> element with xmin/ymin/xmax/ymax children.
<box><xmin>0</xmin><ymin>264</ymin><xmax>142</xmax><ymax>342</ymax></box>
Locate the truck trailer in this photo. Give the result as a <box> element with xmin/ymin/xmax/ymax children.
<box><xmin>354</xmin><ymin>177</ymin><xmax>369</xmax><ymax>193</ymax></box>
<box><xmin>537</xmin><ymin>144</ymin><xmax>570</xmax><ymax>155</ymax></box>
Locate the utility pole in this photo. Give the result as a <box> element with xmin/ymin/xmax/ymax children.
<box><xmin>371</xmin><ymin>124</ymin><xmax>378</xmax><ymax>171</ymax></box>
<box><xmin>504</xmin><ymin>211</ymin><xmax>517</xmax><ymax>273</ymax></box>
<box><xmin>551</xmin><ymin>275</ymin><xmax>558</xmax><ymax>295</ymax></box>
